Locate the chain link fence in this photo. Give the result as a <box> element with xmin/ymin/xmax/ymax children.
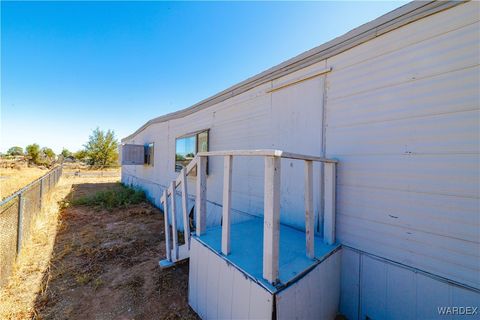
<box><xmin>0</xmin><ymin>165</ymin><xmax>63</xmax><ymax>287</ymax></box>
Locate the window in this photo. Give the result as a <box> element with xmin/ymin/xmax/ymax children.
<box><xmin>144</xmin><ymin>143</ymin><xmax>154</xmax><ymax>166</ymax></box>
<box><xmin>175</xmin><ymin>129</ymin><xmax>209</xmax><ymax>173</ymax></box>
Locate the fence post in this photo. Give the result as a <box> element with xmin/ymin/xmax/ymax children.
<box><xmin>195</xmin><ymin>156</ymin><xmax>207</xmax><ymax>236</ymax></box>
<box><xmin>39</xmin><ymin>178</ymin><xmax>44</xmax><ymax>209</ymax></box>
<box><xmin>263</xmin><ymin>156</ymin><xmax>281</xmax><ymax>284</ymax></box>
<box><xmin>16</xmin><ymin>193</ymin><xmax>25</xmax><ymax>254</ymax></box>
<box><xmin>221</xmin><ymin>155</ymin><xmax>233</xmax><ymax>255</ymax></box>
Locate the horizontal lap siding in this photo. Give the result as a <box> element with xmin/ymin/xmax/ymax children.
<box><xmin>326</xmin><ymin>1</ymin><xmax>480</xmax><ymax>289</ymax></box>
<box><xmin>122</xmin><ymin>122</ymin><xmax>170</xmax><ymax>206</ymax></box>
<box><xmin>124</xmin><ymin>71</ymin><xmax>326</xmax><ymax>230</ymax></box>
<box><xmin>341</xmin><ymin>248</ymin><xmax>480</xmax><ymax>320</ymax></box>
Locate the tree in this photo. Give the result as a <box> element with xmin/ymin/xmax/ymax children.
<box><xmin>74</xmin><ymin>149</ymin><xmax>88</xmax><ymax>162</ymax></box>
<box><xmin>84</xmin><ymin>128</ymin><xmax>119</xmax><ymax>166</ymax></box>
<box><xmin>61</xmin><ymin>148</ymin><xmax>72</xmax><ymax>158</ymax></box>
<box><xmin>25</xmin><ymin>144</ymin><xmax>41</xmax><ymax>164</ymax></box>
<box><xmin>7</xmin><ymin>146</ymin><xmax>23</xmax><ymax>156</ymax></box>
<box><xmin>41</xmin><ymin>147</ymin><xmax>55</xmax><ymax>160</ymax></box>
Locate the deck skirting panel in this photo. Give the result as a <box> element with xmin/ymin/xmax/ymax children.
<box><xmin>189</xmin><ymin>237</ymin><xmax>342</xmax><ymax>320</ymax></box>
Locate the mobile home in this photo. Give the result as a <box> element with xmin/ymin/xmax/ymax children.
<box><xmin>121</xmin><ymin>1</ymin><xmax>480</xmax><ymax>319</ymax></box>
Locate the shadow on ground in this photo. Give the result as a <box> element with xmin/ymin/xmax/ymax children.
<box><xmin>33</xmin><ymin>182</ymin><xmax>198</xmax><ymax>320</ymax></box>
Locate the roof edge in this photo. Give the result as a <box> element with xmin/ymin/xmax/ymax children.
<box><xmin>122</xmin><ymin>0</ymin><xmax>464</xmax><ymax>142</ymax></box>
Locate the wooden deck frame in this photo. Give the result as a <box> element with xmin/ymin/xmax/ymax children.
<box><xmin>160</xmin><ymin>149</ymin><xmax>337</xmax><ymax>282</ymax></box>
<box><xmin>304</xmin><ymin>160</ymin><xmax>314</xmax><ymax>259</ymax></box>
<box><xmin>263</xmin><ymin>156</ymin><xmax>281</xmax><ymax>283</ymax></box>
<box><xmin>221</xmin><ymin>155</ymin><xmax>233</xmax><ymax>255</ymax></box>
<box><xmin>159</xmin><ymin>160</ymin><xmax>199</xmax><ymax>266</ymax></box>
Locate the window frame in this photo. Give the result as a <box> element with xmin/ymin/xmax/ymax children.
<box><xmin>144</xmin><ymin>142</ymin><xmax>154</xmax><ymax>166</ymax></box>
<box><xmin>175</xmin><ymin>129</ymin><xmax>209</xmax><ymax>174</ymax></box>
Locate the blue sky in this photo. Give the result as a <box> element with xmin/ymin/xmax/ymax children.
<box><xmin>1</xmin><ymin>1</ymin><xmax>407</xmax><ymax>153</ymax></box>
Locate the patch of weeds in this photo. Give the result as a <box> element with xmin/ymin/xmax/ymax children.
<box><xmin>93</xmin><ymin>277</ymin><xmax>104</xmax><ymax>290</ymax></box>
<box><xmin>70</xmin><ymin>183</ymin><xmax>146</xmax><ymax>210</ymax></box>
<box><xmin>58</xmin><ymin>199</ymin><xmax>70</xmax><ymax>210</ymax></box>
<box><xmin>75</xmin><ymin>273</ymin><xmax>91</xmax><ymax>285</ymax></box>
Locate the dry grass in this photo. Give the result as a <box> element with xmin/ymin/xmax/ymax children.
<box><xmin>0</xmin><ymin>167</ymin><xmax>48</xmax><ymax>200</ymax></box>
<box><xmin>62</xmin><ymin>164</ymin><xmax>121</xmax><ymax>179</ymax></box>
<box><xmin>0</xmin><ymin>174</ymin><xmax>197</xmax><ymax>320</ymax></box>
<box><xmin>62</xmin><ymin>162</ymin><xmax>120</xmax><ymax>172</ymax></box>
<box><xmin>0</xmin><ymin>175</ymin><xmax>119</xmax><ymax>320</ymax></box>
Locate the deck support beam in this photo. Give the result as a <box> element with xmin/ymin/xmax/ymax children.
<box><xmin>304</xmin><ymin>160</ymin><xmax>314</xmax><ymax>258</ymax></box>
<box><xmin>221</xmin><ymin>155</ymin><xmax>233</xmax><ymax>255</ymax></box>
<box><xmin>162</xmin><ymin>190</ymin><xmax>171</xmax><ymax>261</ymax></box>
<box><xmin>263</xmin><ymin>156</ymin><xmax>281</xmax><ymax>284</ymax></box>
<box><xmin>180</xmin><ymin>169</ymin><xmax>191</xmax><ymax>249</ymax></box>
<box><xmin>170</xmin><ymin>181</ymin><xmax>179</xmax><ymax>261</ymax></box>
<box><xmin>196</xmin><ymin>156</ymin><xmax>207</xmax><ymax>236</ymax></box>
<box><xmin>323</xmin><ymin>162</ymin><xmax>336</xmax><ymax>245</ymax></box>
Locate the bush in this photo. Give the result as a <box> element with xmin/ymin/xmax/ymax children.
<box><xmin>7</xmin><ymin>146</ymin><xmax>23</xmax><ymax>156</ymax></box>
<box><xmin>71</xmin><ymin>184</ymin><xmax>145</xmax><ymax>210</ymax></box>
<box><xmin>61</xmin><ymin>148</ymin><xmax>72</xmax><ymax>158</ymax></box>
<box><xmin>26</xmin><ymin>144</ymin><xmax>41</xmax><ymax>164</ymax></box>
<box><xmin>73</xmin><ymin>149</ymin><xmax>88</xmax><ymax>162</ymax></box>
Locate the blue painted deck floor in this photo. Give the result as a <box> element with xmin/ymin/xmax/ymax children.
<box><xmin>195</xmin><ymin>217</ymin><xmax>340</xmax><ymax>292</ymax></box>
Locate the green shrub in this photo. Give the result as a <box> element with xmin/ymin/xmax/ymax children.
<box><xmin>71</xmin><ymin>184</ymin><xmax>145</xmax><ymax>210</ymax></box>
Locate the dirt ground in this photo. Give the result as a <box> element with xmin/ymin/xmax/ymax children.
<box><xmin>0</xmin><ymin>176</ymin><xmax>198</xmax><ymax>320</ymax></box>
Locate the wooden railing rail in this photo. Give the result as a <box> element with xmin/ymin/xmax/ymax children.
<box><xmin>160</xmin><ymin>157</ymin><xmax>198</xmax><ymax>264</ymax></box>
<box><xmin>160</xmin><ymin>149</ymin><xmax>337</xmax><ymax>285</ymax></box>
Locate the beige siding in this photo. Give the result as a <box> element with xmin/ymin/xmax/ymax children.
<box><xmin>122</xmin><ymin>0</ymin><xmax>480</xmax><ymax>296</ymax></box>
<box><xmin>340</xmin><ymin>248</ymin><xmax>480</xmax><ymax>320</ymax></box>
<box><xmin>325</xmin><ymin>1</ymin><xmax>480</xmax><ymax>289</ymax></box>
<box><xmin>188</xmin><ymin>238</ymin><xmax>273</xmax><ymax>320</ymax></box>
<box><xmin>122</xmin><ymin>71</ymin><xmax>327</xmax><ymax>231</ymax></box>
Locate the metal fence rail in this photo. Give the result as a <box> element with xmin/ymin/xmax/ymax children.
<box><xmin>0</xmin><ymin>165</ymin><xmax>63</xmax><ymax>287</ymax></box>
<box><xmin>62</xmin><ymin>171</ymin><xmax>119</xmax><ymax>178</ymax></box>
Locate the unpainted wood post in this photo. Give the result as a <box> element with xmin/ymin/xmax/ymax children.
<box><xmin>16</xmin><ymin>193</ymin><xmax>25</xmax><ymax>254</ymax></box>
<box><xmin>195</xmin><ymin>156</ymin><xmax>207</xmax><ymax>236</ymax></box>
<box><xmin>305</xmin><ymin>160</ymin><xmax>314</xmax><ymax>258</ymax></box>
<box><xmin>221</xmin><ymin>155</ymin><xmax>233</xmax><ymax>255</ymax></box>
<box><xmin>180</xmin><ymin>169</ymin><xmax>191</xmax><ymax>249</ymax></box>
<box><xmin>162</xmin><ymin>190</ymin><xmax>171</xmax><ymax>261</ymax></box>
<box><xmin>263</xmin><ymin>156</ymin><xmax>281</xmax><ymax>284</ymax></box>
<box><xmin>170</xmin><ymin>181</ymin><xmax>179</xmax><ymax>261</ymax></box>
<box><xmin>323</xmin><ymin>162</ymin><xmax>336</xmax><ymax>245</ymax></box>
